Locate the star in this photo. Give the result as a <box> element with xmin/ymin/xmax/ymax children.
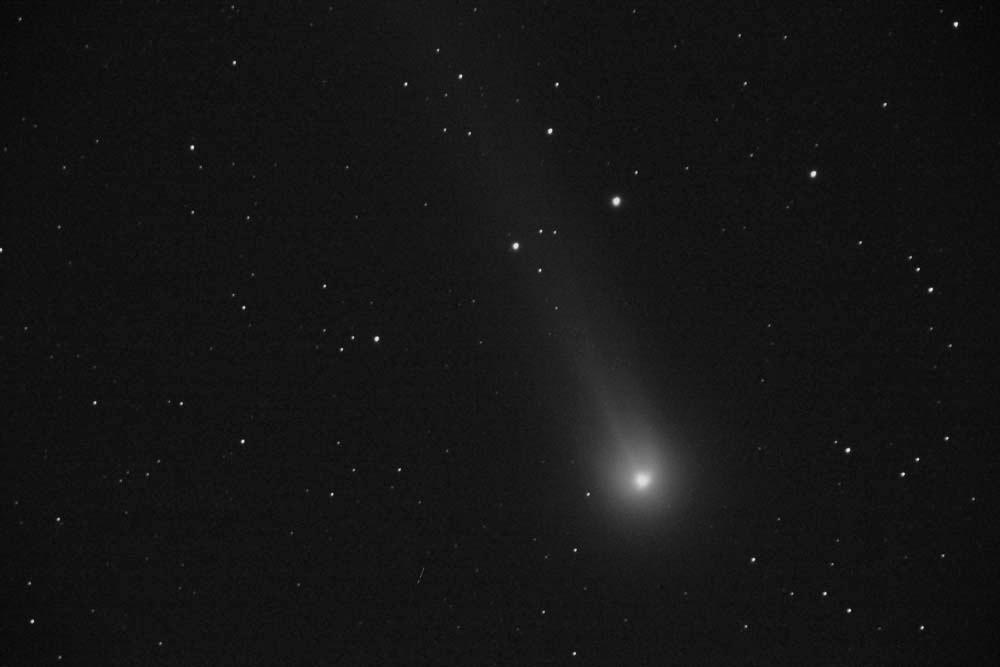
<box><xmin>611</xmin><ymin>195</ymin><xmax>622</xmax><ymax>207</ymax></box>
<box><xmin>633</xmin><ymin>471</ymin><xmax>651</xmax><ymax>490</ymax></box>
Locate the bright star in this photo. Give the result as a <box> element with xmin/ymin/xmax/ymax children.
<box><xmin>611</xmin><ymin>195</ymin><xmax>622</xmax><ymax>207</ymax></box>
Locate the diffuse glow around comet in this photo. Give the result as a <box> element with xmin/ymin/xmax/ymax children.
<box><xmin>575</xmin><ymin>345</ymin><xmax>704</xmax><ymax>544</ymax></box>
<box><xmin>510</xmin><ymin>222</ymin><xmax>696</xmax><ymax>535</ymax></box>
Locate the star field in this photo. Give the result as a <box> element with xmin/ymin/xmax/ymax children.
<box><xmin>2</xmin><ymin>2</ymin><xmax>996</xmax><ymax>664</ymax></box>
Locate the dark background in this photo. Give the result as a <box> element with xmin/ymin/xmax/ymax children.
<box><xmin>2</xmin><ymin>2</ymin><xmax>997</xmax><ymax>664</ymax></box>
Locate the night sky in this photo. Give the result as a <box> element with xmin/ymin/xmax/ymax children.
<box><xmin>4</xmin><ymin>2</ymin><xmax>997</xmax><ymax>664</ymax></box>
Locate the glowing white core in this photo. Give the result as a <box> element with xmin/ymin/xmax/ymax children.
<box><xmin>634</xmin><ymin>471</ymin><xmax>652</xmax><ymax>490</ymax></box>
